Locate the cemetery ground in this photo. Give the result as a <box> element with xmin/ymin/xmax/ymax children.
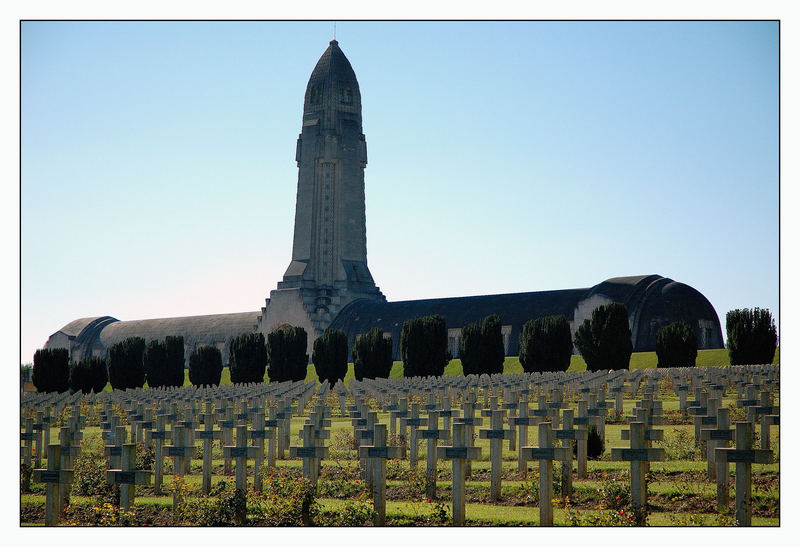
<box><xmin>20</xmin><ymin>378</ymin><xmax>779</xmax><ymax>527</ymax></box>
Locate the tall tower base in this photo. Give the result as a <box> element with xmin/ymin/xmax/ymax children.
<box><xmin>259</xmin><ymin>39</ymin><xmax>386</xmax><ymax>347</ymax></box>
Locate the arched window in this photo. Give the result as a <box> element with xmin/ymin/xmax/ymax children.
<box><xmin>338</xmin><ymin>86</ymin><xmax>352</xmax><ymax>104</ymax></box>
<box><xmin>310</xmin><ymin>84</ymin><xmax>323</xmax><ymax>105</ymax></box>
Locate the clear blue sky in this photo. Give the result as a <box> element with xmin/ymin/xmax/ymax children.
<box><xmin>20</xmin><ymin>20</ymin><xmax>779</xmax><ymax>363</ymax></box>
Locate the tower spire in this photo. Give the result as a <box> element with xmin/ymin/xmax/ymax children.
<box><xmin>266</xmin><ymin>39</ymin><xmax>384</xmax><ymax>338</ymax></box>
<box><xmin>333</xmin><ymin>21</ymin><xmax>336</xmax><ymax>41</ymax></box>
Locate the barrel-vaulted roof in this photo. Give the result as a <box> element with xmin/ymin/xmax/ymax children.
<box><xmin>97</xmin><ymin>311</ymin><xmax>260</xmax><ymax>348</ymax></box>
<box><xmin>329</xmin><ymin>274</ymin><xmax>724</xmax><ymax>356</ymax></box>
<box><xmin>329</xmin><ymin>288</ymin><xmax>589</xmax><ymax>358</ymax></box>
<box><xmin>583</xmin><ymin>274</ymin><xmax>663</xmax><ymax>306</ymax></box>
<box><xmin>53</xmin><ymin>316</ymin><xmax>109</xmax><ymax>338</ymax></box>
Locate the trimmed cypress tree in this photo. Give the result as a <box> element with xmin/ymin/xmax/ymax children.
<box><xmin>726</xmin><ymin>308</ymin><xmax>777</xmax><ymax>365</ymax></box>
<box><xmin>573</xmin><ymin>303</ymin><xmax>632</xmax><ymax>372</ymax></box>
<box><xmin>142</xmin><ymin>339</ymin><xmax>169</xmax><ymax>388</ymax></box>
<box><xmin>68</xmin><ymin>359</ymin><xmax>88</xmax><ymax>394</ymax></box>
<box><xmin>69</xmin><ymin>356</ymin><xmax>108</xmax><ymax>394</ymax></box>
<box><xmin>107</xmin><ymin>337</ymin><xmax>146</xmax><ymax>390</ymax></box>
<box><xmin>32</xmin><ymin>348</ymin><xmax>70</xmax><ymax>393</ymax></box>
<box><xmin>352</xmin><ymin>327</ymin><xmax>394</xmax><ymax>381</ymax></box>
<box><xmin>267</xmin><ymin>326</ymin><xmax>308</xmax><ymax>383</ymax></box>
<box><xmin>188</xmin><ymin>345</ymin><xmax>223</xmax><ymax>387</ymax></box>
<box><xmin>460</xmin><ymin>314</ymin><xmax>505</xmax><ymax>376</ymax></box>
<box><xmin>655</xmin><ymin>321</ymin><xmax>698</xmax><ymax>368</ymax></box>
<box><xmin>459</xmin><ymin>321</ymin><xmax>482</xmax><ymax>376</ymax></box>
<box><xmin>164</xmin><ymin>335</ymin><xmax>186</xmax><ymax>387</ymax></box>
<box><xmin>88</xmin><ymin>356</ymin><xmax>109</xmax><ymax>393</ymax></box>
<box><xmin>586</xmin><ymin>426</ymin><xmax>604</xmax><ymax>459</ymax></box>
<box><xmin>519</xmin><ymin>314</ymin><xmax>573</xmax><ymax>373</ymax></box>
<box><xmin>482</xmin><ymin>314</ymin><xmax>506</xmax><ymax>375</ymax></box>
<box><xmin>312</xmin><ymin>329</ymin><xmax>348</xmax><ymax>386</ymax></box>
<box><xmin>399</xmin><ymin>314</ymin><xmax>449</xmax><ymax>378</ymax></box>
<box><xmin>229</xmin><ymin>332</ymin><xmax>268</xmax><ymax>384</ymax></box>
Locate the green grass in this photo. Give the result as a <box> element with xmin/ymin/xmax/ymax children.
<box><xmin>317</xmin><ymin>498</ymin><xmax>778</xmax><ymax>526</ymax></box>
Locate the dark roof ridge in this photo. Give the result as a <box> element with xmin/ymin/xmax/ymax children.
<box><xmin>381</xmin><ymin>287</ymin><xmax>592</xmax><ymax>307</ymax></box>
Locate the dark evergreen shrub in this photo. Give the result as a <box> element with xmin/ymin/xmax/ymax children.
<box><xmin>164</xmin><ymin>335</ymin><xmax>186</xmax><ymax>387</ymax></box>
<box><xmin>312</xmin><ymin>329</ymin><xmax>348</xmax><ymax>386</ymax></box>
<box><xmin>107</xmin><ymin>337</ymin><xmax>146</xmax><ymax>390</ymax></box>
<box><xmin>726</xmin><ymin>308</ymin><xmax>777</xmax><ymax>365</ymax></box>
<box><xmin>399</xmin><ymin>315</ymin><xmax>449</xmax><ymax>378</ymax></box>
<box><xmin>518</xmin><ymin>314</ymin><xmax>573</xmax><ymax>373</ymax></box>
<box><xmin>267</xmin><ymin>326</ymin><xmax>308</xmax><ymax>383</ymax></box>
<box><xmin>69</xmin><ymin>356</ymin><xmax>108</xmax><ymax>394</ymax></box>
<box><xmin>188</xmin><ymin>345</ymin><xmax>223</xmax><ymax>387</ymax></box>
<box><xmin>460</xmin><ymin>314</ymin><xmax>505</xmax><ymax>376</ymax></box>
<box><xmin>229</xmin><ymin>332</ymin><xmax>268</xmax><ymax>384</ymax></box>
<box><xmin>587</xmin><ymin>426</ymin><xmax>604</xmax><ymax>459</ymax></box>
<box><xmin>143</xmin><ymin>339</ymin><xmax>168</xmax><ymax>388</ymax></box>
<box><xmin>459</xmin><ymin>321</ymin><xmax>481</xmax><ymax>376</ymax></box>
<box><xmin>32</xmin><ymin>348</ymin><xmax>70</xmax><ymax>393</ymax></box>
<box><xmin>656</xmin><ymin>321</ymin><xmax>698</xmax><ymax>368</ymax></box>
<box><xmin>352</xmin><ymin>327</ymin><xmax>393</xmax><ymax>381</ymax></box>
<box><xmin>482</xmin><ymin>314</ymin><xmax>506</xmax><ymax>374</ymax></box>
<box><xmin>570</xmin><ymin>426</ymin><xmax>604</xmax><ymax>460</ymax></box>
<box><xmin>573</xmin><ymin>303</ymin><xmax>632</xmax><ymax>372</ymax></box>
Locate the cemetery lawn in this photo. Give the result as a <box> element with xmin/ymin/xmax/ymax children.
<box><xmin>22</xmin><ymin>388</ymin><xmax>779</xmax><ymax>527</ymax></box>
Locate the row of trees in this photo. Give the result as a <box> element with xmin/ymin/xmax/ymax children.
<box><xmin>107</xmin><ymin>336</ymin><xmax>187</xmax><ymax>390</ymax></box>
<box><xmin>32</xmin><ymin>335</ymin><xmax>189</xmax><ymax>394</ymax></box>
<box><xmin>313</xmin><ymin>327</ymin><xmax>393</xmax><ymax>385</ymax></box>
<box><xmin>30</xmin><ymin>306</ymin><xmax>777</xmax><ymax>392</ymax></box>
<box><xmin>524</xmin><ymin>304</ymin><xmax>775</xmax><ymax>371</ymax></box>
<box><xmin>725</xmin><ymin>308</ymin><xmax>777</xmax><ymax>366</ymax></box>
<box><xmin>32</xmin><ymin>349</ymin><xmax>115</xmax><ymax>394</ymax></box>
<box><xmin>391</xmin><ymin>304</ymin><xmax>776</xmax><ymax>376</ymax></box>
<box><xmin>146</xmin><ymin>328</ymin><xmax>314</xmax><ymax>388</ymax></box>
<box><xmin>29</xmin><ymin>327</ymin><xmax>313</xmax><ymax>393</ymax></box>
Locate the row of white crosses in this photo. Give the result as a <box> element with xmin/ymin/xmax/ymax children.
<box><xmin>694</xmin><ymin>379</ymin><xmax>778</xmax><ymax>526</ymax></box>
<box><xmin>340</xmin><ymin>385</ymin><xmax>602</xmax><ymax>525</ymax></box>
<box><xmin>25</xmin><ymin>379</ymin><xmax>316</xmax><ymax>525</ymax></box>
<box><xmin>609</xmin><ymin>374</ymin><xmax>779</xmax><ymax>526</ymax></box>
<box><xmin>140</xmin><ymin>381</ymin><xmax>317</xmax><ymax>515</ymax></box>
<box><xmin>613</xmin><ymin>391</ymin><xmax>667</xmax><ymax>523</ymax></box>
<box><xmin>24</xmin><ymin>364</ymin><xmax>777</xmax><ymax>526</ymax></box>
<box><xmin>29</xmin><ymin>382</ymin><xmax>359</xmax><ymax>526</ymax></box>
<box><xmin>350</xmin><ymin>365</ymin><xmax>777</xmax><ymax>525</ymax></box>
<box><xmin>28</xmin><ymin>402</ymin><xmax>86</xmax><ymax>526</ymax></box>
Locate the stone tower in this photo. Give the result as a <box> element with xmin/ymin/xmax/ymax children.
<box><xmin>259</xmin><ymin>40</ymin><xmax>385</xmax><ymax>340</ymax></box>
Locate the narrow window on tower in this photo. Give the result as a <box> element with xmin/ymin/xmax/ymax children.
<box><xmin>339</xmin><ymin>86</ymin><xmax>352</xmax><ymax>104</ymax></box>
<box><xmin>310</xmin><ymin>84</ymin><xmax>323</xmax><ymax>105</ymax></box>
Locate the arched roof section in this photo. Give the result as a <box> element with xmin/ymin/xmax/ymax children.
<box><xmin>631</xmin><ymin>280</ymin><xmax>724</xmax><ymax>350</ymax></box>
<box><xmin>44</xmin><ymin>316</ymin><xmax>120</xmax><ymax>361</ymax></box>
<box><xmin>584</xmin><ymin>275</ymin><xmax>664</xmax><ymax>308</ymax></box>
<box><xmin>50</xmin><ymin>316</ymin><xmax>115</xmax><ymax>339</ymax></box>
<box><xmin>582</xmin><ymin>274</ymin><xmax>723</xmax><ymax>351</ymax></box>
<box><xmin>98</xmin><ymin>311</ymin><xmax>260</xmax><ymax>347</ymax></box>
<box><xmin>330</xmin><ymin>289</ymin><xmax>588</xmax><ymax>358</ymax></box>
